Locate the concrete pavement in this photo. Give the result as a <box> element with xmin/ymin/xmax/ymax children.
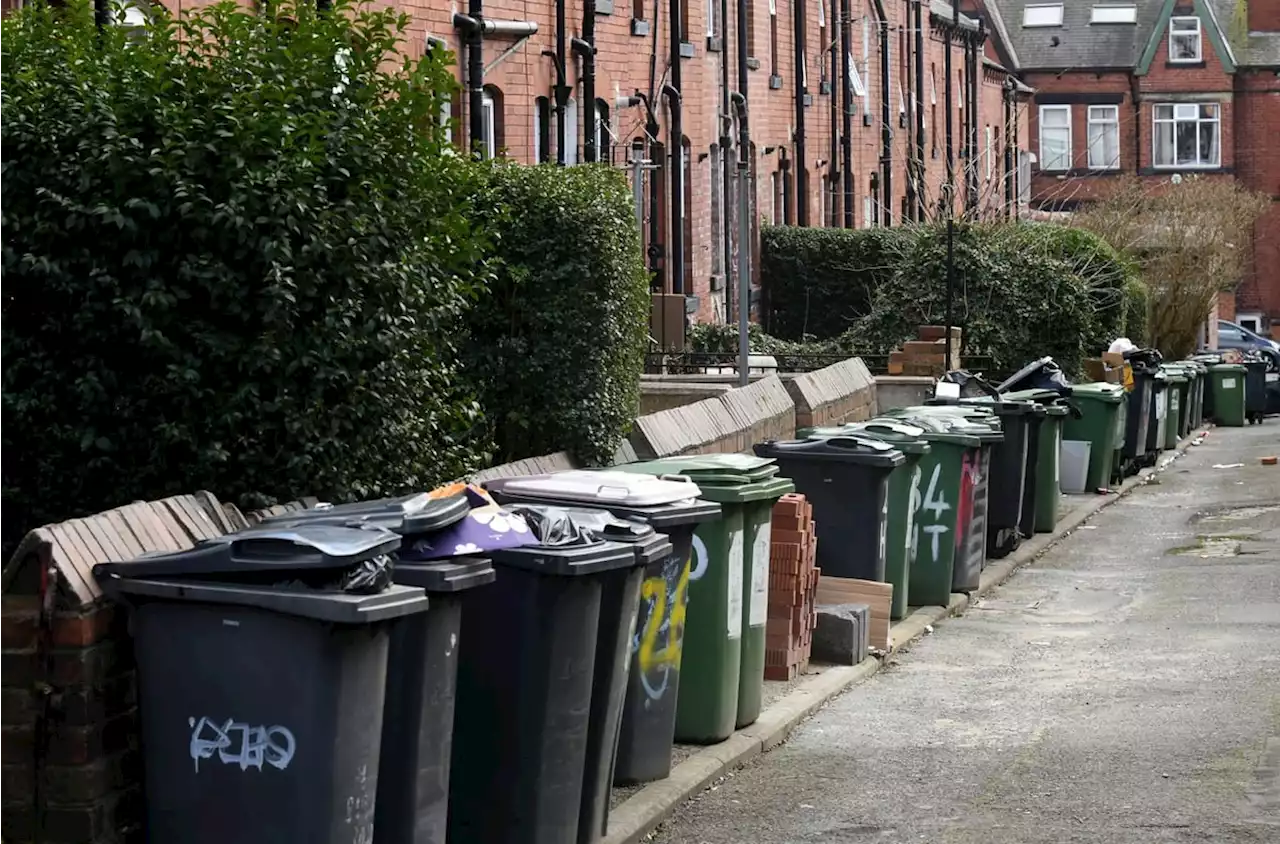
<box><xmin>646</xmin><ymin>423</ymin><xmax>1280</xmax><ymax>844</ymax></box>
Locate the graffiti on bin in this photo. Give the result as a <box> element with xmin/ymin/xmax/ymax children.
<box><xmin>955</xmin><ymin>451</ymin><xmax>979</xmax><ymax>552</ymax></box>
<box><xmin>634</xmin><ymin>552</ymin><xmax>691</xmax><ymax>704</ymax></box>
<box><xmin>188</xmin><ymin>716</ymin><xmax>296</xmax><ymax>773</ymax></box>
<box><xmin>911</xmin><ymin>462</ymin><xmax>952</xmax><ymax>564</ymax></box>
<box><xmin>345</xmin><ymin>764</ymin><xmax>375</xmax><ymax>844</ymax></box>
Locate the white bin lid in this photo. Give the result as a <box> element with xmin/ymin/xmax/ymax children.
<box><xmin>484</xmin><ymin>470</ymin><xmax>703</xmax><ymax>507</ymax></box>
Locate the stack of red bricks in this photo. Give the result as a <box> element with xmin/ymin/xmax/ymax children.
<box><xmin>887</xmin><ymin>325</ymin><xmax>963</xmax><ymax>376</ymax></box>
<box><xmin>765</xmin><ymin>493</ymin><xmax>820</xmax><ymax>681</ymax></box>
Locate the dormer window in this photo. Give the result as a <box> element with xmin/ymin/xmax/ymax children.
<box><xmin>1023</xmin><ymin>3</ymin><xmax>1063</xmax><ymax>27</ymax></box>
<box><xmin>1091</xmin><ymin>5</ymin><xmax>1136</xmax><ymax>24</ymax></box>
<box><xmin>1169</xmin><ymin>16</ymin><xmax>1202</xmax><ymax>62</ymax></box>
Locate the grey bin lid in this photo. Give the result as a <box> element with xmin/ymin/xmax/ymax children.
<box><xmin>514</xmin><ymin>504</ymin><xmax>673</xmax><ymax>567</ymax></box>
<box><xmin>98</xmin><ymin>577</ymin><xmax>430</xmax><ymax>624</ymax></box>
<box><xmin>488</xmin><ymin>540</ymin><xmax>639</xmax><ymax>577</ymax></box>
<box><xmin>93</xmin><ymin>524</ymin><xmax>402</xmax><ymax>580</ymax></box>
<box><xmin>754</xmin><ymin>435</ymin><xmax>906</xmax><ymax>469</ymax></box>
<box><xmin>485</xmin><ymin>471</ymin><xmax>721</xmax><ymax>530</ymax></box>
<box><xmin>258</xmin><ymin>492</ymin><xmax>471</xmax><ymax>536</ymax></box>
<box><xmin>393</xmin><ymin>557</ymin><xmax>496</xmax><ymax>593</ymax></box>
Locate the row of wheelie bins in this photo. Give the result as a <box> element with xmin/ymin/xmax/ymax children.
<box><xmin>93</xmin><ymin>458</ymin><xmax>823</xmax><ymax>844</ymax></box>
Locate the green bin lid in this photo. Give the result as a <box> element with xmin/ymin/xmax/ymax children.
<box><xmin>1068</xmin><ymin>382</ymin><xmax>1126</xmax><ymax>404</ymax></box>
<box><xmin>886</xmin><ymin>405</ymin><xmax>1004</xmax><ymax>436</ymax></box>
<box><xmin>754</xmin><ymin>435</ymin><xmax>906</xmax><ymax>469</ymax></box>
<box><xmin>800</xmin><ymin>419</ymin><xmax>931</xmax><ymax>455</ymax></box>
<box><xmin>619</xmin><ymin>453</ymin><xmax>779</xmax><ymax>483</ymax></box>
<box><xmin>933</xmin><ymin>396</ymin><xmax>1044</xmax><ymax>416</ymax></box>
<box><xmin>692</xmin><ymin>475</ymin><xmax>797</xmax><ymax>504</ymax></box>
<box><xmin>886</xmin><ymin>414</ymin><xmax>984</xmax><ymax>447</ymax></box>
<box><xmin>1209</xmin><ymin>363</ymin><xmax>1247</xmax><ymax>373</ymax></box>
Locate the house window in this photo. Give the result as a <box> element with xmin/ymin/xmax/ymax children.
<box><xmin>770</xmin><ymin>171</ymin><xmax>781</xmax><ymax>223</ymax></box>
<box><xmin>534</xmin><ymin>97</ymin><xmax>551</xmax><ymax>162</ymax></box>
<box><xmin>1153</xmin><ymin>103</ymin><xmax>1220</xmax><ymax>168</ymax></box>
<box><xmin>746</xmin><ymin>0</ymin><xmax>756</xmax><ymax>58</ymax></box>
<box><xmin>1038</xmin><ymin>104</ymin><xmax>1072</xmax><ymax>171</ymax></box>
<box><xmin>985</xmin><ymin>125</ymin><xmax>994</xmax><ymax>180</ymax></box>
<box><xmin>480</xmin><ymin>87</ymin><xmax>502</xmax><ymax>159</ymax></box>
<box><xmin>707</xmin><ymin>0</ymin><xmax>719</xmax><ymax>39</ymax></box>
<box><xmin>633</xmin><ymin>0</ymin><xmax>645</xmax><ymax>22</ymax></box>
<box><xmin>682</xmin><ymin>138</ymin><xmax>693</xmax><ymax>284</ymax></box>
<box><xmin>1169</xmin><ymin>16</ymin><xmax>1202</xmax><ymax>62</ymax></box>
<box><xmin>595</xmin><ymin>99</ymin><xmax>611</xmax><ymax>162</ymax></box>
<box><xmin>1090</xmin><ymin>4</ymin><xmax>1136</xmax><ymax>24</ymax></box>
<box><xmin>710</xmin><ymin>145</ymin><xmax>724</xmax><ymax>275</ymax></box>
<box><xmin>561</xmin><ymin>98</ymin><xmax>579</xmax><ymax>164</ymax></box>
<box><xmin>1022</xmin><ymin>4</ymin><xmax>1064</xmax><ymax>27</ymax></box>
<box><xmin>1087</xmin><ymin>105</ymin><xmax>1120</xmax><ymax>169</ymax></box>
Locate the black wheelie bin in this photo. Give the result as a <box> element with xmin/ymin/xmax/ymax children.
<box><xmin>258</xmin><ymin>493</ymin><xmax>497</xmax><ymax>844</ymax></box>
<box><xmin>94</xmin><ymin>525</ymin><xmax>431</xmax><ymax>844</ymax></box>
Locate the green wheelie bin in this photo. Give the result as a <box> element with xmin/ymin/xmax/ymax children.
<box><xmin>613</xmin><ymin>455</ymin><xmax>794</xmax><ymax>731</ymax></box>
<box><xmin>1161</xmin><ymin>366</ymin><xmax>1189</xmax><ymax>448</ymax></box>
<box><xmin>1061</xmin><ymin>382</ymin><xmax>1126</xmax><ymax>492</ymax></box>
<box><xmin>1002</xmin><ymin>389</ymin><xmax>1071</xmax><ymax>533</ymax></box>
<box><xmin>797</xmin><ymin>420</ymin><xmax>930</xmax><ymax>620</ymax></box>
<box><xmin>875</xmin><ymin>413</ymin><xmax>989</xmax><ymax>605</ymax></box>
<box><xmin>1209</xmin><ymin>363</ymin><xmax>1248</xmax><ymax>426</ymax></box>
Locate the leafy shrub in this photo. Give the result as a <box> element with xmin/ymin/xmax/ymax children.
<box><xmin>2</xmin><ymin>0</ymin><xmax>493</xmax><ymax>546</ymax></box>
<box><xmin>853</xmin><ymin>223</ymin><xmax>1101</xmax><ymax>376</ymax></box>
<box><xmin>465</xmin><ymin>164</ymin><xmax>650</xmax><ymax>466</ymax></box>
<box><xmin>760</xmin><ymin>225</ymin><xmax>912</xmax><ymax>340</ymax></box>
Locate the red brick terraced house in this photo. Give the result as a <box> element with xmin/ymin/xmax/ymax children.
<box><xmin>5</xmin><ymin>0</ymin><xmax>1032</xmax><ymax>334</ymax></box>
<box><xmin>971</xmin><ymin>0</ymin><xmax>1280</xmax><ymax>339</ymax></box>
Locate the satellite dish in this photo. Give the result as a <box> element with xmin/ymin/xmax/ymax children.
<box><xmin>1171</xmin><ymin>173</ymin><xmax>1183</xmax><ymax>184</ymax></box>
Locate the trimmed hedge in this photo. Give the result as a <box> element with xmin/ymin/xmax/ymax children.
<box><xmin>760</xmin><ymin>225</ymin><xmax>911</xmax><ymax>340</ymax></box>
<box><xmin>465</xmin><ymin>164</ymin><xmax>650</xmax><ymax>466</ymax></box>
<box><xmin>2</xmin><ymin>0</ymin><xmax>493</xmax><ymax>546</ymax></box>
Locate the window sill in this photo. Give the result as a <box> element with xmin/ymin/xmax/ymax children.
<box><xmin>769</xmin><ymin>74</ymin><xmax>784</xmax><ymax>90</ymax></box>
<box><xmin>746</xmin><ymin>56</ymin><xmax>761</xmax><ymax>71</ymax></box>
<box><xmin>803</xmin><ymin>93</ymin><xmax>814</xmax><ymax>107</ymax></box>
<box><xmin>595</xmin><ymin>0</ymin><xmax>613</xmax><ymax>13</ymax></box>
<box><xmin>819</xmin><ymin>80</ymin><xmax>832</xmax><ymax>95</ymax></box>
<box><xmin>707</xmin><ymin>36</ymin><xmax>722</xmax><ymax>52</ymax></box>
<box><xmin>630</xmin><ymin>18</ymin><xmax>650</xmax><ymax>36</ymax></box>
<box><xmin>1166</xmin><ymin>59</ymin><xmax>1205</xmax><ymax>68</ymax></box>
<box><xmin>680</xmin><ymin>41</ymin><xmax>696</xmax><ymax>58</ymax></box>
<box><xmin>1142</xmin><ymin>165</ymin><xmax>1231</xmax><ymax>175</ymax></box>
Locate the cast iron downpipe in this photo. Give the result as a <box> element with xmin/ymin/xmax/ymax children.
<box><xmin>732</xmin><ymin>91</ymin><xmax>751</xmax><ymax>384</ymax></box>
<box><xmin>830</xmin><ymin>24</ymin><xmax>840</xmax><ymax>226</ymax></box>
<box><xmin>557</xmin><ymin>0</ymin><xmax>568</xmax><ymax>163</ymax></box>
<box><xmin>871</xmin><ymin>0</ymin><xmax>891</xmax><ymax>226</ymax></box>
<box><xmin>966</xmin><ymin>25</ymin><xmax>983</xmax><ymax>213</ymax></box>
<box><xmin>943</xmin><ymin>5</ymin><xmax>957</xmax><ymax>367</ymax></box>
<box><xmin>573</xmin><ymin>0</ymin><xmax>597</xmax><ymax>162</ymax></box>
<box><xmin>636</xmin><ymin>92</ymin><xmax>664</xmax><ymax>286</ymax></box>
<box><xmin>664</xmin><ymin>82</ymin><xmax>684</xmax><ymax>296</ymax></box>
<box><xmin>904</xmin><ymin>0</ymin><xmax>915</xmax><ymax>221</ymax></box>
<box><xmin>914</xmin><ymin>0</ymin><xmax>926</xmax><ymax>222</ymax></box>
<box><xmin>1003</xmin><ymin>77</ymin><xmax>1014</xmax><ymax>217</ymax></box>
<box><xmin>721</xmin><ymin>0</ymin><xmax>735</xmax><ymax>311</ymax></box>
<box><xmin>840</xmin><ymin>0</ymin><xmax>854</xmax><ymax>227</ymax></box>
<box><xmin>944</xmin><ymin>9</ymin><xmax>955</xmax><ymax>208</ymax></box>
<box><xmin>793</xmin><ymin>0</ymin><xmax>808</xmax><ymax>225</ymax></box>
<box><xmin>453</xmin><ymin>2</ymin><xmax>486</xmax><ymax>157</ymax></box>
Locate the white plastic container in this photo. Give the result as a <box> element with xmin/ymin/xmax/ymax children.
<box><xmin>1060</xmin><ymin>440</ymin><xmax>1092</xmax><ymax>494</ymax></box>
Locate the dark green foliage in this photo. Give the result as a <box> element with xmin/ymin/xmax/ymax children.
<box><xmin>2</xmin><ymin>0</ymin><xmax>493</xmax><ymax>545</ymax></box>
<box><xmin>758</xmin><ymin>221</ymin><xmax>1138</xmax><ymax>377</ymax></box>
<box><xmin>760</xmin><ymin>225</ymin><xmax>912</xmax><ymax>340</ymax></box>
<box><xmin>465</xmin><ymin>164</ymin><xmax>650</xmax><ymax>466</ymax></box>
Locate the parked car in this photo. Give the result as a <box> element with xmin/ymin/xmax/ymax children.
<box><xmin>1217</xmin><ymin>320</ymin><xmax>1280</xmax><ymax>371</ymax></box>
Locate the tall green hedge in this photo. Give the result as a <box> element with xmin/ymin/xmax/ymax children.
<box><xmin>2</xmin><ymin>0</ymin><xmax>493</xmax><ymax>545</ymax></box>
<box><xmin>465</xmin><ymin>164</ymin><xmax>650</xmax><ymax>466</ymax></box>
<box><xmin>1123</xmin><ymin>278</ymin><xmax>1151</xmax><ymax>346</ymax></box>
<box><xmin>760</xmin><ymin>225</ymin><xmax>911</xmax><ymax>340</ymax></box>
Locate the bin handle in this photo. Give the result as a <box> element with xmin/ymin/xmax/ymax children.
<box><xmin>593</xmin><ymin>484</ymin><xmax>633</xmax><ymax>500</ymax></box>
<box><xmin>655</xmin><ymin>474</ymin><xmax>696</xmax><ymax>485</ymax></box>
<box><xmin>1062</xmin><ymin>400</ymin><xmax>1084</xmax><ymax>420</ymax></box>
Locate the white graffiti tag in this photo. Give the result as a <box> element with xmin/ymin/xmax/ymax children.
<box><xmin>188</xmin><ymin>716</ymin><xmax>296</xmax><ymax>773</ymax></box>
<box><xmin>911</xmin><ymin>464</ymin><xmax>952</xmax><ymax>563</ymax></box>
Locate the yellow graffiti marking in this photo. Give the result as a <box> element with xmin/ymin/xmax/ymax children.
<box><xmin>636</xmin><ymin>559</ymin><xmax>690</xmax><ymax>675</ymax></box>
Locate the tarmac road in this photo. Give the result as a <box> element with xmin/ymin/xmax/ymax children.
<box><xmin>649</xmin><ymin>422</ymin><xmax>1280</xmax><ymax>844</ymax></box>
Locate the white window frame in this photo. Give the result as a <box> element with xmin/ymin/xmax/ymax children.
<box><xmin>594</xmin><ymin>101</ymin><xmax>610</xmax><ymax>160</ymax></box>
<box><xmin>817</xmin><ymin>0</ymin><xmax>825</xmax><ymax>28</ymax></box>
<box><xmin>847</xmin><ymin>53</ymin><xmax>867</xmax><ymax>99</ymax></box>
<box><xmin>1087</xmin><ymin>105</ymin><xmax>1120</xmax><ymax>170</ymax></box>
<box><xmin>1168</xmin><ymin>16</ymin><xmax>1202</xmax><ymax>63</ymax></box>
<box><xmin>1038</xmin><ymin>104</ymin><xmax>1072</xmax><ymax>171</ymax></box>
<box><xmin>1090</xmin><ymin>5</ymin><xmax>1137</xmax><ymax>24</ymax></box>
<box><xmin>562</xmin><ymin>98</ymin><xmax>579</xmax><ymax>165</ymax></box>
<box><xmin>480</xmin><ymin>91</ymin><xmax>497</xmax><ymax>159</ymax></box>
<box><xmin>1023</xmin><ymin>4</ymin><xmax>1064</xmax><ymax>27</ymax></box>
<box><xmin>707</xmin><ymin>0</ymin><xmax>717</xmax><ymax>39</ymax></box>
<box><xmin>985</xmin><ymin>125</ymin><xmax>994</xmax><ymax>179</ymax></box>
<box><xmin>1152</xmin><ymin>102</ymin><xmax>1221</xmax><ymax>169</ymax></box>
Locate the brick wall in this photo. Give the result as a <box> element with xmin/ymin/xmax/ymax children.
<box><xmin>1233</xmin><ymin>68</ymin><xmax>1280</xmax><ymax>333</ymax></box>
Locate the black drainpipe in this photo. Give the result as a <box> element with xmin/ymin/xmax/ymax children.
<box><xmin>904</xmin><ymin>0</ymin><xmax>915</xmax><ymax>221</ymax></box>
<box><xmin>840</xmin><ymin>0</ymin><xmax>854</xmax><ymax>227</ymax></box>
<box><xmin>735</xmin><ymin>0</ymin><xmax>751</xmax><ymax>319</ymax></box>
<box><xmin>572</xmin><ymin>2</ymin><xmax>597</xmax><ymax>163</ymax></box>
<box><xmin>546</xmin><ymin>0</ymin><xmax>570</xmax><ymax>164</ymax></box>
<box><xmin>871</xmin><ymin>0</ymin><xmax>891</xmax><ymax>226</ymax></box>
<box><xmin>968</xmin><ymin>25</ymin><xmax>983</xmax><ymax>213</ymax></box>
<box><xmin>1131</xmin><ymin>74</ymin><xmax>1141</xmax><ymax>183</ymax></box>
<box><xmin>637</xmin><ymin>93</ymin><xmax>664</xmax><ymax>286</ymax></box>
<box><xmin>665</xmin><ymin>81</ymin><xmax>684</xmax><ymax>296</ymax></box>
<box><xmin>1004</xmin><ymin>78</ymin><xmax>1015</xmax><ymax>218</ymax></box>
<box><xmin>914</xmin><ymin>0</ymin><xmax>925</xmax><ymax>222</ymax></box>
<box><xmin>830</xmin><ymin>22</ymin><xmax>840</xmax><ymax>226</ymax></box>
<box><xmin>452</xmin><ymin>0</ymin><xmax>486</xmax><ymax>157</ymax></box>
<box><xmin>721</xmin><ymin>0</ymin><xmax>735</xmax><ymax>314</ymax></box>
<box><xmin>793</xmin><ymin>0</ymin><xmax>808</xmax><ymax>225</ymax></box>
<box><xmin>944</xmin><ymin>9</ymin><xmax>954</xmax><ymax>214</ymax></box>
